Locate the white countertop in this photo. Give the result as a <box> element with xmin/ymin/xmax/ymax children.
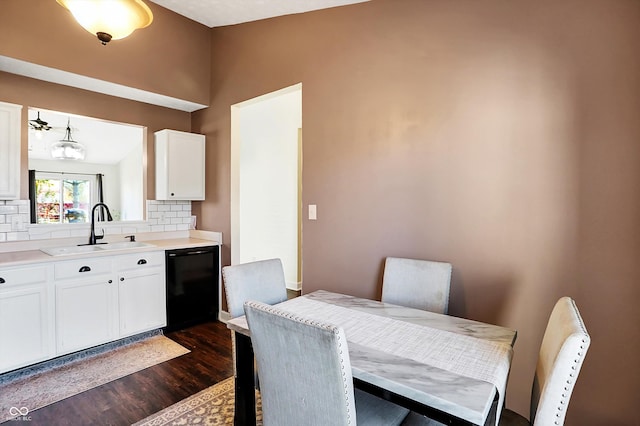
<box><xmin>0</xmin><ymin>230</ymin><xmax>221</xmax><ymax>267</ymax></box>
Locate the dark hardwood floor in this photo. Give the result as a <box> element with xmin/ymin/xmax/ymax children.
<box><xmin>25</xmin><ymin>320</ymin><xmax>234</xmax><ymax>426</ymax></box>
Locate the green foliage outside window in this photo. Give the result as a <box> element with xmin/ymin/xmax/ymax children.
<box><xmin>35</xmin><ymin>176</ymin><xmax>92</xmax><ymax>224</ymax></box>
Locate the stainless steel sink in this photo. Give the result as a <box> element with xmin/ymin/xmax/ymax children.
<box><xmin>41</xmin><ymin>242</ymin><xmax>156</xmax><ymax>256</ymax></box>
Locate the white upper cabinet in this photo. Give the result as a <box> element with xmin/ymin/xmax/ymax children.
<box><xmin>155</xmin><ymin>129</ymin><xmax>205</xmax><ymax>200</ymax></box>
<box><xmin>0</xmin><ymin>101</ymin><xmax>22</xmax><ymax>200</ymax></box>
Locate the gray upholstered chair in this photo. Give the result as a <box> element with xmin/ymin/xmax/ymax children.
<box><xmin>401</xmin><ymin>296</ymin><xmax>591</xmax><ymax>426</ymax></box>
<box><xmin>500</xmin><ymin>296</ymin><xmax>590</xmax><ymax>426</ymax></box>
<box><xmin>222</xmin><ymin>258</ymin><xmax>288</xmax><ymax>319</ymax></box>
<box><xmin>244</xmin><ymin>300</ymin><xmax>410</xmax><ymax>426</ymax></box>
<box><xmin>381</xmin><ymin>257</ymin><xmax>452</xmax><ymax>314</ymax></box>
<box><xmin>221</xmin><ymin>258</ymin><xmax>289</xmax><ymax>382</ymax></box>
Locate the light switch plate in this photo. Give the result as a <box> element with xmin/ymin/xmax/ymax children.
<box><xmin>308</xmin><ymin>204</ymin><xmax>317</xmax><ymax>220</ymax></box>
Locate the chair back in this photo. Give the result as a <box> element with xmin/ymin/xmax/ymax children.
<box><xmin>381</xmin><ymin>257</ymin><xmax>452</xmax><ymax>314</ymax></box>
<box><xmin>530</xmin><ymin>297</ymin><xmax>590</xmax><ymax>425</ymax></box>
<box><xmin>244</xmin><ymin>301</ymin><xmax>357</xmax><ymax>426</ymax></box>
<box><xmin>222</xmin><ymin>258</ymin><xmax>288</xmax><ymax>318</ymax></box>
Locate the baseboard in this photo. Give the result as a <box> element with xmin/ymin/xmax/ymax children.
<box><xmin>218</xmin><ymin>310</ymin><xmax>231</xmax><ymax>324</ymax></box>
<box><xmin>286</xmin><ymin>281</ymin><xmax>302</xmax><ymax>291</ymax></box>
<box><xmin>0</xmin><ymin>328</ymin><xmax>163</xmax><ymax>384</ymax></box>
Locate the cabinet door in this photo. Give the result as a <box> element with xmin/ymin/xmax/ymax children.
<box><xmin>56</xmin><ymin>276</ymin><xmax>118</xmax><ymax>355</ymax></box>
<box><xmin>155</xmin><ymin>129</ymin><xmax>205</xmax><ymax>200</ymax></box>
<box><xmin>0</xmin><ymin>101</ymin><xmax>22</xmax><ymax>200</ymax></box>
<box><xmin>0</xmin><ymin>283</ymin><xmax>51</xmax><ymax>373</ymax></box>
<box><xmin>118</xmin><ymin>267</ymin><xmax>166</xmax><ymax>337</ymax></box>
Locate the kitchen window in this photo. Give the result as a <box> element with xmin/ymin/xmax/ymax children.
<box><xmin>33</xmin><ymin>172</ymin><xmax>96</xmax><ymax>224</ymax></box>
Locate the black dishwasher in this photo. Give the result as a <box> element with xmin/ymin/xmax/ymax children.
<box><xmin>165</xmin><ymin>245</ymin><xmax>219</xmax><ymax>331</ymax></box>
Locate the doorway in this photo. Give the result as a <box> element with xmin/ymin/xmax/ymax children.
<box><xmin>230</xmin><ymin>83</ymin><xmax>303</xmax><ymax>290</ymax></box>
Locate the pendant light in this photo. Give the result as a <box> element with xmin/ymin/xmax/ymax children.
<box><xmin>51</xmin><ymin>119</ymin><xmax>86</xmax><ymax>161</ymax></box>
<box><xmin>57</xmin><ymin>0</ymin><xmax>153</xmax><ymax>45</ymax></box>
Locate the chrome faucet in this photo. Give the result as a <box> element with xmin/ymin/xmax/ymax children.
<box><xmin>88</xmin><ymin>203</ymin><xmax>113</xmax><ymax>245</ymax></box>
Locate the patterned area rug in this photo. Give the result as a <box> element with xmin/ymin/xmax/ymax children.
<box><xmin>0</xmin><ymin>334</ymin><xmax>189</xmax><ymax>423</ymax></box>
<box><xmin>134</xmin><ymin>377</ymin><xmax>263</xmax><ymax>426</ymax></box>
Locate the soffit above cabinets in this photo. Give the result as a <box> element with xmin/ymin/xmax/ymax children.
<box><xmin>0</xmin><ymin>55</ymin><xmax>208</xmax><ymax>113</ymax></box>
<box><xmin>148</xmin><ymin>0</ymin><xmax>370</xmax><ymax>27</ymax></box>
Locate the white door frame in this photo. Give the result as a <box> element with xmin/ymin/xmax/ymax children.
<box><xmin>230</xmin><ymin>83</ymin><xmax>302</xmax><ymax>290</ymax></box>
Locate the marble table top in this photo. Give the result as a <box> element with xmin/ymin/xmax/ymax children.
<box><xmin>228</xmin><ymin>290</ymin><xmax>517</xmax><ymax>426</ymax></box>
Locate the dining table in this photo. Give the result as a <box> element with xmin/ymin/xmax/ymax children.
<box><xmin>226</xmin><ymin>290</ymin><xmax>517</xmax><ymax>426</ymax></box>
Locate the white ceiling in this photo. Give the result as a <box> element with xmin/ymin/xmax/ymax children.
<box><xmin>28</xmin><ymin>108</ymin><xmax>143</xmax><ymax>165</ymax></box>
<box><xmin>148</xmin><ymin>0</ymin><xmax>369</xmax><ymax>27</ymax></box>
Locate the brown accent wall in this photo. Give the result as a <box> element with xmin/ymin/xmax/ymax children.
<box><xmin>0</xmin><ymin>72</ymin><xmax>192</xmax><ymax>199</ymax></box>
<box><xmin>0</xmin><ymin>0</ymin><xmax>209</xmax><ymax>199</ymax></box>
<box><xmin>193</xmin><ymin>0</ymin><xmax>640</xmax><ymax>424</ymax></box>
<box><xmin>0</xmin><ymin>0</ymin><xmax>211</xmax><ymax>105</ymax></box>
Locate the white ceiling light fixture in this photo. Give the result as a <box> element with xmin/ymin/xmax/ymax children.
<box><xmin>57</xmin><ymin>0</ymin><xmax>154</xmax><ymax>45</ymax></box>
<box><xmin>51</xmin><ymin>119</ymin><xmax>86</xmax><ymax>161</ymax></box>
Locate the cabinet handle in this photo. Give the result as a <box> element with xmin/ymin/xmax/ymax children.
<box><xmin>120</xmin><ymin>277</ymin><xmax>125</xmax><ymax>281</ymax></box>
<box><xmin>170</xmin><ymin>192</ymin><xmax>175</xmax><ymax>196</ymax></box>
<box><xmin>79</xmin><ymin>266</ymin><xmax>91</xmax><ymax>273</ymax></box>
<box><xmin>108</xmin><ymin>279</ymin><xmax>113</xmax><ymax>284</ymax></box>
<box><xmin>137</xmin><ymin>259</ymin><xmax>147</xmax><ymax>265</ymax></box>
<box><xmin>0</xmin><ymin>277</ymin><xmax>5</xmax><ymax>284</ymax></box>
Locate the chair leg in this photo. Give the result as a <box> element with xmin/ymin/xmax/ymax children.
<box><xmin>234</xmin><ymin>333</ymin><xmax>256</xmax><ymax>426</ymax></box>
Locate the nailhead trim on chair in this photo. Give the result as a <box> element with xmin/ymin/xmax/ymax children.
<box><xmin>553</xmin><ymin>299</ymin><xmax>589</xmax><ymax>426</ymax></box>
<box><xmin>247</xmin><ymin>302</ymin><xmax>354</xmax><ymax>424</ymax></box>
<box><xmin>337</xmin><ymin>338</ymin><xmax>354</xmax><ymax>425</ymax></box>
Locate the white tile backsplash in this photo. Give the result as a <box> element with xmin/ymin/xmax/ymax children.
<box><xmin>0</xmin><ymin>200</ymin><xmax>30</xmax><ymax>237</ymax></box>
<box><xmin>0</xmin><ymin>205</ymin><xmax>18</xmax><ymax>214</ymax></box>
<box><xmin>7</xmin><ymin>232</ymin><xmax>29</xmax><ymax>241</ymax></box>
<box><xmin>0</xmin><ymin>200</ymin><xmax>191</xmax><ymax>243</ymax></box>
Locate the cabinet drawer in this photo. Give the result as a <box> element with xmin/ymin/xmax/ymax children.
<box><xmin>0</xmin><ymin>265</ymin><xmax>48</xmax><ymax>288</ymax></box>
<box><xmin>114</xmin><ymin>251</ymin><xmax>164</xmax><ymax>271</ymax></box>
<box><xmin>54</xmin><ymin>258</ymin><xmax>113</xmax><ymax>280</ymax></box>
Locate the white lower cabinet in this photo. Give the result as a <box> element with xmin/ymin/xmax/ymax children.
<box><xmin>0</xmin><ymin>249</ymin><xmax>167</xmax><ymax>373</ymax></box>
<box><xmin>116</xmin><ymin>251</ymin><xmax>166</xmax><ymax>337</ymax></box>
<box><xmin>55</xmin><ymin>275</ymin><xmax>118</xmax><ymax>355</ymax></box>
<box><xmin>55</xmin><ymin>251</ymin><xmax>167</xmax><ymax>355</ymax></box>
<box><xmin>0</xmin><ymin>251</ymin><xmax>167</xmax><ymax>373</ymax></box>
<box><xmin>0</xmin><ymin>265</ymin><xmax>53</xmax><ymax>373</ymax></box>
<box><xmin>54</xmin><ymin>256</ymin><xmax>117</xmax><ymax>355</ymax></box>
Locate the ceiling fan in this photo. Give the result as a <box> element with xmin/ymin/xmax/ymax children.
<box><xmin>29</xmin><ymin>111</ymin><xmax>52</xmax><ymax>132</ymax></box>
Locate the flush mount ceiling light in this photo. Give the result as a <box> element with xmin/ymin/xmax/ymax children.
<box><xmin>56</xmin><ymin>0</ymin><xmax>153</xmax><ymax>45</ymax></box>
<box><xmin>51</xmin><ymin>119</ymin><xmax>86</xmax><ymax>161</ymax></box>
